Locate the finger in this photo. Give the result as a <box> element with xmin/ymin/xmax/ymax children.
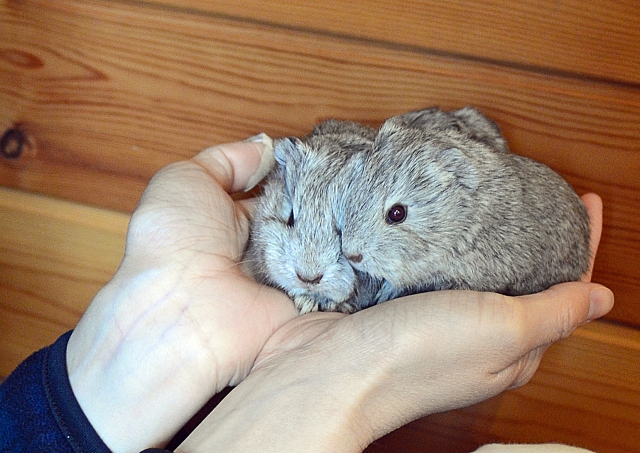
<box><xmin>192</xmin><ymin>136</ymin><xmax>273</xmax><ymax>193</ymax></box>
<box><xmin>244</xmin><ymin>133</ymin><xmax>275</xmax><ymax>191</ymax></box>
<box><xmin>516</xmin><ymin>282</ymin><xmax>614</xmax><ymax>351</ymax></box>
<box><xmin>579</xmin><ymin>193</ymin><xmax>603</xmax><ymax>282</ymax></box>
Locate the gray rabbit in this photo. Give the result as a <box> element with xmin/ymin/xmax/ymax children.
<box><xmin>244</xmin><ymin>107</ymin><xmax>591</xmax><ymax>314</ymax></box>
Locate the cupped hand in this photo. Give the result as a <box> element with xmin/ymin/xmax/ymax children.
<box><xmin>178</xmin><ymin>194</ymin><xmax>613</xmax><ymax>453</ymax></box>
<box><xmin>66</xmin><ymin>139</ymin><xmax>297</xmax><ymax>452</ymax></box>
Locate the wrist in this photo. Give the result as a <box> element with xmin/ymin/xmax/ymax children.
<box><xmin>67</xmin><ymin>253</ymin><xmax>297</xmax><ymax>452</ymax></box>
<box><xmin>181</xmin><ymin>320</ymin><xmax>416</xmax><ymax>453</ymax></box>
<box><xmin>178</xmin><ymin>358</ymin><xmax>373</xmax><ymax>453</ymax></box>
<box><xmin>67</xmin><ymin>264</ymin><xmax>221</xmax><ymax>452</ymax></box>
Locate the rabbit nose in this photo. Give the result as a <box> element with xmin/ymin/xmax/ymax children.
<box><xmin>296</xmin><ymin>272</ymin><xmax>323</xmax><ymax>285</ymax></box>
<box><xmin>346</xmin><ymin>253</ymin><xmax>363</xmax><ymax>263</ymax></box>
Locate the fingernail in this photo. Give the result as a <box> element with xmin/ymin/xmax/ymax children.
<box><xmin>588</xmin><ymin>286</ymin><xmax>614</xmax><ymax>321</ymax></box>
<box><xmin>244</xmin><ymin>133</ymin><xmax>275</xmax><ymax>192</ymax></box>
<box><xmin>243</xmin><ymin>133</ymin><xmax>270</xmax><ymax>144</ymax></box>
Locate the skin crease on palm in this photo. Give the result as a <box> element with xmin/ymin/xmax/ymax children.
<box><xmin>64</xmin><ymin>139</ymin><xmax>610</xmax><ymax>453</ymax></box>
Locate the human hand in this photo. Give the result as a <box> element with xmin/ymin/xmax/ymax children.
<box><xmin>178</xmin><ymin>194</ymin><xmax>612</xmax><ymax>453</ymax></box>
<box><xmin>66</xmin><ymin>138</ymin><xmax>298</xmax><ymax>452</ymax></box>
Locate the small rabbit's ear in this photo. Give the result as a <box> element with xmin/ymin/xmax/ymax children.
<box><xmin>274</xmin><ymin>137</ymin><xmax>303</xmax><ymax>167</ymax></box>
<box><xmin>438</xmin><ymin>147</ymin><xmax>479</xmax><ymax>191</ymax></box>
<box><xmin>451</xmin><ymin>106</ymin><xmax>497</xmax><ymax>132</ymax></box>
<box><xmin>385</xmin><ymin>107</ymin><xmax>453</xmax><ymax>131</ymax></box>
<box><xmin>451</xmin><ymin>106</ymin><xmax>510</xmax><ymax>154</ymax></box>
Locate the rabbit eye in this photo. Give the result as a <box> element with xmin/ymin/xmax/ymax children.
<box><xmin>287</xmin><ymin>209</ymin><xmax>295</xmax><ymax>227</ymax></box>
<box><xmin>386</xmin><ymin>204</ymin><xmax>407</xmax><ymax>224</ymax></box>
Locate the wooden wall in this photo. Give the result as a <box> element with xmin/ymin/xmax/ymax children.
<box><xmin>0</xmin><ymin>187</ymin><xmax>126</xmax><ymax>374</ymax></box>
<box><xmin>1</xmin><ymin>1</ymin><xmax>639</xmax><ymax>452</ymax></box>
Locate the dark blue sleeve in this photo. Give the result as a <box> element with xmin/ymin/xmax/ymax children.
<box><xmin>0</xmin><ymin>331</ymin><xmax>110</xmax><ymax>452</ymax></box>
<box><xmin>0</xmin><ymin>331</ymin><xmax>173</xmax><ymax>453</ymax></box>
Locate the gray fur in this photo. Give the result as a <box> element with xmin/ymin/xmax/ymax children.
<box><xmin>244</xmin><ymin>106</ymin><xmax>591</xmax><ymax>314</ymax></box>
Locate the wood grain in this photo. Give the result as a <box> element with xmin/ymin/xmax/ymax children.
<box><xmin>0</xmin><ymin>187</ymin><xmax>127</xmax><ymax>377</ymax></box>
<box><xmin>149</xmin><ymin>0</ymin><xmax>640</xmax><ymax>85</ymax></box>
<box><xmin>1</xmin><ymin>0</ymin><xmax>639</xmax><ymax>204</ymax></box>
<box><xmin>1</xmin><ymin>0</ymin><xmax>639</xmax><ymax>325</ymax></box>
<box><xmin>2</xmin><ymin>1</ymin><xmax>639</xmax><ymax>450</ymax></box>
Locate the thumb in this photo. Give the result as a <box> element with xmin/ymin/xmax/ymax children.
<box><xmin>516</xmin><ymin>282</ymin><xmax>614</xmax><ymax>351</ymax></box>
<box><xmin>193</xmin><ymin>134</ymin><xmax>274</xmax><ymax>193</ymax></box>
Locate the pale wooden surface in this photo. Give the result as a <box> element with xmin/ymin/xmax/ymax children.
<box><xmin>0</xmin><ymin>187</ymin><xmax>127</xmax><ymax>377</ymax></box>
<box><xmin>1</xmin><ymin>0</ymin><xmax>640</xmax><ymax>450</ymax></box>
<box><xmin>155</xmin><ymin>0</ymin><xmax>640</xmax><ymax>84</ymax></box>
<box><xmin>1</xmin><ymin>0</ymin><xmax>639</xmax><ymax>325</ymax></box>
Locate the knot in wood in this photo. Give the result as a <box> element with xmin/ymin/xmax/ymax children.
<box><xmin>1</xmin><ymin>128</ymin><xmax>26</xmax><ymax>159</ymax></box>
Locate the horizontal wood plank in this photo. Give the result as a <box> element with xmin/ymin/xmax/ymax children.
<box><xmin>146</xmin><ymin>0</ymin><xmax>640</xmax><ymax>85</ymax></box>
<box><xmin>1</xmin><ymin>0</ymin><xmax>639</xmax><ymax>325</ymax></box>
<box><xmin>366</xmin><ymin>321</ymin><xmax>640</xmax><ymax>453</ymax></box>
<box><xmin>1</xmin><ymin>1</ymin><xmax>639</xmax><ymax>202</ymax></box>
<box><xmin>0</xmin><ymin>187</ymin><xmax>127</xmax><ymax>376</ymax></box>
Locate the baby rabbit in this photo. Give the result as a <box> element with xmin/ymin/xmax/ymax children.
<box><xmin>244</xmin><ymin>107</ymin><xmax>591</xmax><ymax>314</ymax></box>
